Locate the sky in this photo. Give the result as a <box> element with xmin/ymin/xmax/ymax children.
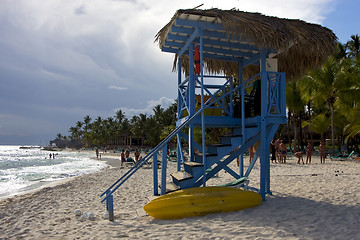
<box><xmin>0</xmin><ymin>0</ymin><xmax>359</xmax><ymax>145</ymax></box>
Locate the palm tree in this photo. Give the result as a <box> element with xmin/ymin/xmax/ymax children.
<box><xmin>76</xmin><ymin>121</ymin><xmax>83</xmax><ymax>130</ymax></box>
<box><xmin>303</xmin><ymin>56</ymin><xmax>349</xmax><ymax>155</ymax></box>
<box><xmin>65</xmin><ymin>100</ymin><xmax>180</xmax><ymax>148</ymax></box>
<box><xmin>347</xmin><ymin>34</ymin><xmax>360</xmax><ymax>58</ymax></box>
<box><xmin>104</xmin><ymin>117</ymin><xmax>115</xmax><ymax>146</ymax></box>
<box><xmin>83</xmin><ymin>115</ymin><xmax>91</xmax><ymax>132</ymax></box>
<box><xmin>88</xmin><ymin>116</ymin><xmax>102</xmax><ymax>146</ymax></box>
<box><xmin>56</xmin><ymin>133</ymin><xmax>63</xmax><ymax>140</ymax></box>
<box><xmin>344</xmin><ymin>106</ymin><xmax>360</xmax><ymax>138</ymax></box>
<box><xmin>163</xmin><ymin>101</ymin><xmax>178</xmax><ymax>126</ymax></box>
<box><xmin>81</xmin><ymin>115</ymin><xmax>92</xmax><ymax>146</ymax></box>
<box><xmin>145</xmin><ymin>117</ymin><xmax>161</xmax><ymax>146</ymax></box>
<box><xmin>302</xmin><ymin>113</ymin><xmax>330</xmax><ymax>143</ymax></box>
<box><xmin>332</xmin><ymin>42</ymin><xmax>347</xmax><ymax>63</ymax></box>
<box><xmin>69</xmin><ymin>126</ymin><xmax>81</xmax><ymax>140</ymax></box>
<box><xmin>131</xmin><ymin>114</ymin><xmax>149</xmax><ymax>145</ymax></box>
<box><xmin>120</xmin><ymin>118</ymin><xmax>131</xmax><ymax>136</ymax></box>
<box><xmin>340</xmin><ymin>53</ymin><xmax>360</xmax><ymax>139</ymax></box>
<box><xmin>115</xmin><ymin>110</ymin><xmax>125</xmax><ymax>124</ymax></box>
<box><xmin>286</xmin><ymin>81</ymin><xmax>305</xmax><ymax>151</ymax></box>
<box><xmin>298</xmin><ymin>76</ymin><xmax>315</xmax><ymax>144</ymax></box>
<box><xmin>153</xmin><ymin>105</ymin><xmax>164</xmax><ymax>125</ymax></box>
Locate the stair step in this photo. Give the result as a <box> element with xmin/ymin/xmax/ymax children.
<box><xmin>207</xmin><ymin>144</ymin><xmax>232</xmax><ymax>154</ymax></box>
<box><xmin>184</xmin><ymin>162</ymin><xmax>203</xmax><ymax>167</ymax></box>
<box><xmin>171</xmin><ymin>171</ymin><xmax>193</xmax><ymax>181</ymax></box>
<box><xmin>207</xmin><ymin>144</ymin><xmax>231</xmax><ymax>148</ymax></box>
<box><xmin>220</xmin><ymin>134</ymin><xmax>243</xmax><ymax>138</ymax></box>
<box><xmin>220</xmin><ymin>134</ymin><xmax>242</xmax><ymax>145</ymax></box>
<box><xmin>165</xmin><ymin>182</ymin><xmax>180</xmax><ymax>193</ymax></box>
<box><xmin>183</xmin><ymin>162</ymin><xmax>204</xmax><ymax>175</ymax></box>
<box><xmin>194</xmin><ymin>152</ymin><xmax>218</xmax><ymax>165</ymax></box>
<box><xmin>196</xmin><ymin>153</ymin><xmax>217</xmax><ymax>157</ymax></box>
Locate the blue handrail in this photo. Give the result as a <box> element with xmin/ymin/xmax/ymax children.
<box><xmin>100</xmin><ymin>98</ymin><xmax>211</xmax><ymax>203</ymax></box>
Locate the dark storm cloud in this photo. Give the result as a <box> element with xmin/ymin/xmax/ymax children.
<box><xmin>0</xmin><ymin>0</ymin><xmax>339</xmax><ymax>144</ymax></box>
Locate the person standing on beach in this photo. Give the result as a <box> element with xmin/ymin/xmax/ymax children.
<box><xmin>135</xmin><ymin>148</ymin><xmax>141</xmax><ymax>162</ymax></box>
<box><xmin>249</xmin><ymin>146</ymin><xmax>254</xmax><ymax>164</ymax></box>
<box><xmin>236</xmin><ymin>146</ymin><xmax>240</xmax><ymax>167</ymax></box>
<box><xmin>275</xmin><ymin>138</ymin><xmax>281</xmax><ymax>162</ymax></box>
<box><xmin>96</xmin><ymin>148</ymin><xmax>99</xmax><ymax>159</ymax></box>
<box><xmin>295</xmin><ymin>151</ymin><xmax>304</xmax><ymax>164</ymax></box>
<box><xmin>121</xmin><ymin>149</ymin><xmax>125</xmax><ymax>167</ymax></box>
<box><xmin>279</xmin><ymin>140</ymin><xmax>287</xmax><ymax>163</ymax></box>
<box><xmin>271</xmin><ymin>139</ymin><xmax>277</xmax><ymax>163</ymax></box>
<box><xmin>125</xmin><ymin>149</ymin><xmax>130</xmax><ymax>160</ymax></box>
<box><xmin>320</xmin><ymin>142</ymin><xmax>326</xmax><ymax>163</ymax></box>
<box><xmin>305</xmin><ymin>141</ymin><xmax>314</xmax><ymax>164</ymax></box>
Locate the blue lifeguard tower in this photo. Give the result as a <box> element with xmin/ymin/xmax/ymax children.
<box><xmin>101</xmin><ymin>8</ymin><xmax>336</xmax><ymax>220</ymax></box>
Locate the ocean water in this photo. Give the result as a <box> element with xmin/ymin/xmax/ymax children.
<box><xmin>0</xmin><ymin>145</ymin><xmax>107</xmax><ymax>199</ymax></box>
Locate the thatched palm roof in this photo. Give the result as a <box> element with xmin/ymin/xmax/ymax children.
<box><xmin>155</xmin><ymin>8</ymin><xmax>337</xmax><ymax>80</ymax></box>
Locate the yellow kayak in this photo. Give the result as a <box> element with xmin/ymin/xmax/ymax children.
<box><xmin>144</xmin><ymin>186</ymin><xmax>262</xmax><ymax>219</ymax></box>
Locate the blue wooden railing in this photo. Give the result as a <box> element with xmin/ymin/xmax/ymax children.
<box><xmin>100</xmin><ymin>71</ymin><xmax>286</xmax><ymax>220</ymax></box>
<box><xmin>100</xmin><ymin>99</ymin><xmax>211</xmax><ymax>220</ymax></box>
<box><xmin>178</xmin><ymin>75</ymin><xmax>233</xmax><ymax>117</ymax></box>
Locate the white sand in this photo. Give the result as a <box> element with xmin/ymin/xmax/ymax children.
<box><xmin>1</xmin><ymin>153</ymin><xmax>360</xmax><ymax>239</ymax></box>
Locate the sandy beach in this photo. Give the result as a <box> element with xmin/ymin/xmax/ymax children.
<box><xmin>1</xmin><ymin>153</ymin><xmax>360</xmax><ymax>239</ymax></box>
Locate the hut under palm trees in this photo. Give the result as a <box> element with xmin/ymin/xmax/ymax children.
<box><xmin>153</xmin><ymin>8</ymin><xmax>337</xmax><ymax>199</ymax></box>
<box><xmin>155</xmin><ymin>8</ymin><xmax>337</xmax><ymax>80</ymax></box>
<box><xmin>102</xmin><ymin>8</ymin><xmax>338</xmax><ymax>217</ymax></box>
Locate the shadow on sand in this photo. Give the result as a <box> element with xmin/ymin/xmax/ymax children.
<box><xmin>151</xmin><ymin>193</ymin><xmax>360</xmax><ymax>239</ymax></box>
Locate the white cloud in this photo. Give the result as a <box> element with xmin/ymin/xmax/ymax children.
<box><xmin>118</xmin><ymin>96</ymin><xmax>175</xmax><ymax>117</ymax></box>
<box><xmin>217</xmin><ymin>0</ymin><xmax>336</xmax><ymax>24</ymax></box>
<box><xmin>109</xmin><ymin>85</ymin><xmax>128</xmax><ymax>91</ymax></box>
<box><xmin>0</xmin><ymin>0</ymin><xmax>338</xmax><ymax>143</ymax></box>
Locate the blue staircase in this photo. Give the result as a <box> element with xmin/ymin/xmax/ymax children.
<box><xmin>100</xmin><ymin>67</ymin><xmax>286</xmax><ymax>221</ymax></box>
<box><xmin>100</xmin><ymin>70</ymin><xmax>286</xmax><ymax>220</ymax></box>
<box><xmin>170</xmin><ymin>127</ymin><xmax>260</xmax><ymax>190</ymax></box>
<box><xmin>100</xmin><ymin>106</ymin><xmax>205</xmax><ymax>220</ymax></box>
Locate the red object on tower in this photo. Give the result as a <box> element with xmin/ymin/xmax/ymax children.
<box><xmin>194</xmin><ymin>46</ymin><xmax>201</xmax><ymax>75</ymax></box>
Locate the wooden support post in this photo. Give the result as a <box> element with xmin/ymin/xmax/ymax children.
<box><xmin>229</xmin><ymin>76</ymin><xmax>233</xmax><ymax>117</ymax></box>
<box><xmin>188</xmin><ymin>43</ymin><xmax>195</xmax><ymax>162</ymax></box>
<box><xmin>260</xmin><ymin>49</ymin><xmax>269</xmax><ymax>200</ymax></box>
<box><xmin>239</xmin><ymin>62</ymin><xmax>245</xmax><ymax>177</ymax></box>
<box><xmin>176</xmin><ymin>133</ymin><xmax>181</xmax><ymax>172</ymax></box>
<box><xmin>177</xmin><ymin>56</ymin><xmax>182</xmax><ymax>121</ymax></box>
<box><xmin>161</xmin><ymin>145</ymin><xmax>167</xmax><ymax>195</ymax></box>
<box><xmin>280</xmin><ymin>73</ymin><xmax>286</xmax><ymax>116</ymax></box>
<box><xmin>266</xmin><ymin>123</ymin><xmax>280</xmax><ymax>194</ymax></box>
<box><xmin>177</xmin><ymin>56</ymin><xmax>182</xmax><ymax>173</ymax></box>
<box><xmin>153</xmin><ymin>152</ymin><xmax>158</xmax><ymax>195</ymax></box>
<box><xmin>105</xmin><ymin>190</ymin><xmax>110</xmax><ymax>211</ymax></box>
<box><xmin>199</xmin><ymin>29</ymin><xmax>207</xmax><ymax>187</ymax></box>
<box><xmin>108</xmin><ymin>194</ymin><xmax>114</xmax><ymax>221</ymax></box>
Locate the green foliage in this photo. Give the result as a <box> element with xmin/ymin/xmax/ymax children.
<box><xmin>293</xmin><ymin>35</ymin><xmax>360</xmax><ymax>150</ymax></box>
<box><xmin>65</xmin><ymin>101</ymin><xmax>177</xmax><ymax>148</ymax></box>
<box><xmin>302</xmin><ymin>114</ymin><xmax>330</xmax><ymax>136</ymax></box>
<box><xmin>62</xmin><ymin>35</ymin><xmax>360</xmax><ymax>150</ymax></box>
<box><xmin>286</xmin><ymin>81</ymin><xmax>305</xmax><ymax>114</ymax></box>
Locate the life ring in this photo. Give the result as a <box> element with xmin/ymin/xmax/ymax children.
<box><xmin>194</xmin><ymin>46</ymin><xmax>200</xmax><ymax>75</ymax></box>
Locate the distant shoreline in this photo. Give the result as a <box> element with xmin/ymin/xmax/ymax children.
<box><xmin>90</xmin><ymin>152</ymin><xmax>122</xmax><ymax>168</ymax></box>
<box><xmin>0</xmin><ymin>148</ymin><xmax>111</xmax><ymax>201</ymax></box>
